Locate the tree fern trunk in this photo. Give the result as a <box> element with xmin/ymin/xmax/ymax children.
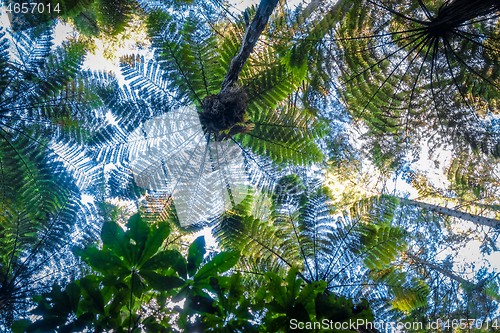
<box><xmin>220</xmin><ymin>0</ymin><xmax>280</xmax><ymax>92</ymax></box>
<box><xmin>428</xmin><ymin>0</ymin><xmax>500</xmax><ymax>36</ymax></box>
<box><xmin>405</xmin><ymin>253</ymin><xmax>500</xmax><ymax>303</ymax></box>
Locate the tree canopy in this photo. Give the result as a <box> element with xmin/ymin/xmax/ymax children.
<box><xmin>1</xmin><ymin>0</ymin><xmax>500</xmax><ymax>332</ymax></box>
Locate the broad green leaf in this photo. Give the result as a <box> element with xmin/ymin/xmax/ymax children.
<box><xmin>122</xmin><ymin>314</ymin><xmax>141</xmax><ymax>333</ymax></box>
<box><xmin>11</xmin><ymin>319</ymin><xmax>31</xmax><ymax>333</ymax></box>
<box><xmin>285</xmin><ymin>267</ymin><xmax>301</xmax><ymax>303</ymax></box>
<box><xmin>140</xmin><ymin>250</ymin><xmax>184</xmax><ymax>272</ymax></box>
<box><xmin>187</xmin><ymin>236</ymin><xmax>206</xmax><ymax>276</ymax></box>
<box><xmin>143</xmin><ymin>315</ymin><xmax>168</xmax><ymax>332</ymax></box>
<box><xmin>140</xmin><ymin>270</ymin><xmax>185</xmax><ymax>291</ymax></box>
<box><xmin>194</xmin><ymin>251</ymin><xmax>240</xmax><ymax>281</ymax></box>
<box><xmin>107</xmin><ymin>288</ymin><xmax>130</xmax><ymax>317</ymax></box>
<box><xmin>126</xmin><ymin>213</ymin><xmax>149</xmax><ymax>263</ymax></box>
<box><xmin>65</xmin><ymin>282</ymin><xmax>81</xmax><ymax>313</ymax></box>
<box><xmin>131</xmin><ymin>272</ymin><xmax>144</xmax><ymax>297</ymax></box>
<box><xmin>228</xmin><ymin>273</ymin><xmax>244</xmax><ymax>304</ymax></box>
<box><xmin>45</xmin><ymin>284</ymin><xmax>71</xmax><ymax>315</ymax></box>
<box><xmin>137</xmin><ymin>222</ymin><xmax>170</xmax><ymax>266</ymax></box>
<box><xmin>172</xmin><ymin>285</ymin><xmax>192</xmax><ymax>303</ymax></box>
<box><xmin>80</xmin><ymin>276</ymin><xmax>105</xmax><ymax>314</ymax></box>
<box><xmin>157</xmin><ymin>291</ymin><xmax>167</xmax><ymax>309</ymax></box>
<box><xmin>23</xmin><ymin>317</ymin><xmax>66</xmax><ymax>333</ymax></box>
<box><xmin>101</xmin><ymin>221</ymin><xmax>132</xmax><ymax>264</ymax></box>
<box><xmin>175</xmin><ymin>256</ymin><xmax>188</xmax><ymax>279</ymax></box>
<box><xmin>296</xmin><ymin>281</ymin><xmax>327</xmax><ymax>316</ymax></box>
<box><xmin>265</xmin><ymin>316</ymin><xmax>288</xmax><ymax>333</ymax></box>
<box><xmin>127</xmin><ymin>214</ymin><xmax>150</xmax><ymax>242</ymax></box>
<box><xmin>74</xmin><ymin>247</ymin><xmax>130</xmax><ymax>274</ymax></box>
<box><xmin>265</xmin><ymin>272</ymin><xmax>287</xmax><ymax>307</ymax></box>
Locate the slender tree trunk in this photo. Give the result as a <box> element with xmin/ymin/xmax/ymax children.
<box><xmin>402</xmin><ymin>197</ymin><xmax>500</xmax><ymax>230</ymax></box>
<box><xmin>220</xmin><ymin>0</ymin><xmax>280</xmax><ymax>92</ymax></box>
<box><xmin>405</xmin><ymin>253</ymin><xmax>500</xmax><ymax>303</ymax></box>
<box><xmin>386</xmin><ymin>195</ymin><xmax>500</xmax><ymax>230</ymax></box>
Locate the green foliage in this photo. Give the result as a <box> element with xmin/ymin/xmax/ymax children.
<box><xmin>91</xmin><ymin>4</ymin><xmax>332</xmax><ymax>229</ymax></box>
<box><xmin>142</xmin><ymin>6</ymin><xmax>326</xmax><ymax>166</ymax></box>
<box><xmin>335</xmin><ymin>0</ymin><xmax>500</xmax><ymax>159</ymax></box>
<box><xmin>12</xmin><ymin>212</ymin><xmax>376</xmax><ymax>332</ymax></box>
<box><xmin>55</xmin><ymin>0</ymin><xmax>95</xmax><ymax>18</ymax></box>
<box><xmin>257</xmin><ymin>267</ymin><xmax>373</xmax><ymax>333</ymax></box>
<box><xmin>94</xmin><ymin>0</ymin><xmax>136</xmax><ymax>36</ymax></box>
<box><xmin>0</xmin><ymin>142</ymin><xmax>89</xmax><ymax>327</ymax></box>
<box><xmin>72</xmin><ymin>9</ymin><xmax>100</xmax><ymax>37</ymax></box>
<box><xmin>6</xmin><ymin>0</ymin><xmax>139</xmax><ymax>39</ymax></box>
<box><xmin>0</xmin><ymin>29</ymin><xmax>106</xmax><ymax>149</ymax></box>
<box><xmin>147</xmin><ymin>11</ymin><xmax>224</xmax><ymax>104</ymax></box>
<box><xmin>11</xmin><ymin>1</ymin><xmax>500</xmax><ymax>331</ymax></box>
<box><xmin>215</xmin><ymin>174</ymin><xmax>426</xmax><ymax>319</ymax></box>
<box><xmin>357</xmin><ymin>222</ymin><xmax>407</xmax><ymax>270</ymax></box>
<box><xmin>369</xmin><ymin>268</ymin><xmax>429</xmax><ymax>312</ymax></box>
<box><xmin>0</xmin><ymin>28</ymin><xmax>107</xmax><ymax>327</ymax></box>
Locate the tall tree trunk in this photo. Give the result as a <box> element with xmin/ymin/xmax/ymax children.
<box><xmin>405</xmin><ymin>253</ymin><xmax>500</xmax><ymax>303</ymax></box>
<box><xmin>398</xmin><ymin>197</ymin><xmax>500</xmax><ymax>230</ymax></box>
<box><xmin>383</xmin><ymin>195</ymin><xmax>500</xmax><ymax>230</ymax></box>
<box><xmin>220</xmin><ymin>0</ymin><xmax>280</xmax><ymax>92</ymax></box>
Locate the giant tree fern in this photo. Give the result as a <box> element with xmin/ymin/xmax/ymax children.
<box><xmin>0</xmin><ymin>26</ymin><xmax>118</xmax><ymax>329</ymax></box>
<box><xmin>93</xmin><ymin>1</ymin><xmax>328</xmax><ymax>227</ymax></box>
<box><xmin>0</xmin><ymin>27</ymin><xmax>111</xmax><ymax>184</ymax></box>
<box><xmin>213</xmin><ymin>174</ymin><xmax>428</xmax><ymax>317</ymax></box>
<box><xmin>0</xmin><ymin>145</ymin><xmax>101</xmax><ymax>329</ymax></box>
<box><xmin>146</xmin><ymin>4</ymin><xmax>327</xmax><ymax>165</ymax></box>
<box><xmin>332</xmin><ymin>0</ymin><xmax>500</xmax><ymax>160</ymax></box>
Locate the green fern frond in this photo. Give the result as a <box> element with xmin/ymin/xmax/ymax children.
<box><xmin>56</xmin><ymin>0</ymin><xmax>95</xmax><ymax>18</ymax></box>
<box><xmin>348</xmin><ymin>195</ymin><xmax>399</xmax><ymax>224</ymax></box>
<box><xmin>240</xmin><ymin>101</ymin><xmax>327</xmax><ymax>165</ymax></box>
<box><xmin>243</xmin><ymin>53</ymin><xmax>299</xmax><ymax>117</ymax></box>
<box><xmin>481</xmin><ymin>279</ymin><xmax>500</xmax><ymax>303</ymax></box>
<box><xmin>0</xmin><ymin>141</ymin><xmax>101</xmax><ymax>326</ymax></box>
<box><xmin>120</xmin><ymin>54</ymin><xmax>174</xmax><ymax>109</ymax></box>
<box><xmin>213</xmin><ymin>173</ymin><xmax>421</xmax><ymax>317</ymax></box>
<box><xmin>95</xmin><ymin>0</ymin><xmax>135</xmax><ymax>35</ymax></box>
<box><xmin>147</xmin><ymin>10</ymin><xmax>224</xmax><ymax>104</ymax></box>
<box><xmin>357</xmin><ymin>223</ymin><xmax>407</xmax><ymax>270</ymax></box>
<box><xmin>370</xmin><ymin>268</ymin><xmax>429</xmax><ymax>312</ymax></box>
<box><xmin>218</xmin><ymin>28</ymin><xmax>243</xmax><ymax>75</ymax></box>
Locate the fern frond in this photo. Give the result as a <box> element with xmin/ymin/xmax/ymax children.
<box><xmin>0</xmin><ymin>142</ymin><xmax>101</xmax><ymax>326</ymax></box>
<box><xmin>147</xmin><ymin>10</ymin><xmax>224</xmax><ymax>104</ymax></box>
<box><xmin>120</xmin><ymin>55</ymin><xmax>174</xmax><ymax>109</ymax></box>
<box><xmin>95</xmin><ymin>0</ymin><xmax>135</xmax><ymax>35</ymax></box>
<box><xmin>214</xmin><ymin>173</ymin><xmax>426</xmax><ymax>316</ymax></box>
<box><xmin>357</xmin><ymin>223</ymin><xmax>407</xmax><ymax>270</ymax></box>
<box><xmin>369</xmin><ymin>268</ymin><xmax>429</xmax><ymax>312</ymax></box>
<box><xmin>241</xmin><ymin>101</ymin><xmax>327</xmax><ymax>165</ymax></box>
<box><xmin>243</xmin><ymin>50</ymin><xmax>298</xmax><ymax>117</ymax></box>
<box><xmin>57</xmin><ymin>0</ymin><xmax>95</xmax><ymax>18</ymax></box>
